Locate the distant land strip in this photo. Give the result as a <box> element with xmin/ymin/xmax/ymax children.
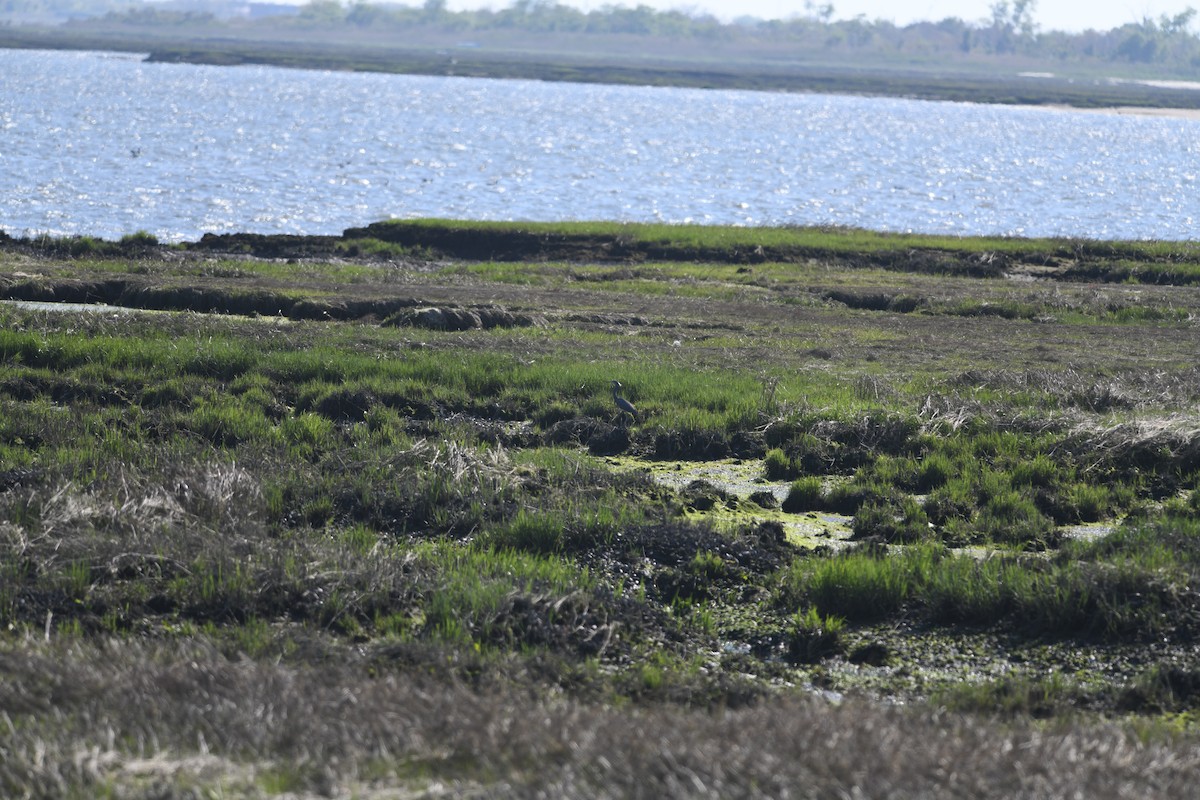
<box><xmin>5</xmin><ymin>26</ymin><xmax>1200</xmax><ymax>109</ymax></box>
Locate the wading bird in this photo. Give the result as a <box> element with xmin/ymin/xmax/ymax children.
<box><xmin>611</xmin><ymin>380</ymin><xmax>637</xmax><ymax>425</ymax></box>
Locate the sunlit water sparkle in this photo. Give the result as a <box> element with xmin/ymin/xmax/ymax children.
<box><xmin>2</xmin><ymin>49</ymin><xmax>1197</xmax><ymax>242</ymax></box>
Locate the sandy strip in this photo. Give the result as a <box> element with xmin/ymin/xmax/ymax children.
<box><xmin>1032</xmin><ymin>104</ymin><xmax>1200</xmax><ymax>120</ymax></box>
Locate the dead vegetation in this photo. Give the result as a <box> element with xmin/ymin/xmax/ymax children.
<box><xmin>6</xmin><ymin>638</ymin><xmax>1200</xmax><ymax>799</ymax></box>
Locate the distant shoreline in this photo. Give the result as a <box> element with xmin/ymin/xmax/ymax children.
<box><xmin>137</xmin><ymin>48</ymin><xmax>1200</xmax><ymax>111</ymax></box>
<box><xmin>7</xmin><ymin>26</ymin><xmax>1200</xmax><ymax>112</ymax></box>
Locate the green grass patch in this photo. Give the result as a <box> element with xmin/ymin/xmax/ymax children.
<box><xmin>779</xmin><ymin>513</ymin><xmax>1200</xmax><ymax>640</ymax></box>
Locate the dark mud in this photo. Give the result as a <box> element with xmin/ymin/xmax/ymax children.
<box><xmin>0</xmin><ymin>272</ymin><xmax>412</xmax><ymax>320</ymax></box>
<box><xmin>0</xmin><ymin>270</ymin><xmax>550</xmax><ymax>330</ymax></box>
<box><xmin>344</xmin><ymin>221</ymin><xmax>1025</xmax><ymax>275</ymax></box>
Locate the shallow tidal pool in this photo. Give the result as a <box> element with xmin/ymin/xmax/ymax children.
<box><xmin>611</xmin><ymin>456</ymin><xmax>855</xmax><ymax>549</ymax></box>
<box><xmin>612</xmin><ymin>455</ymin><xmax>1117</xmax><ymax>551</ymax></box>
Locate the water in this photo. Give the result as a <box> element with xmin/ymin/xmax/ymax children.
<box><xmin>2</xmin><ymin>48</ymin><xmax>1198</xmax><ymax>242</ymax></box>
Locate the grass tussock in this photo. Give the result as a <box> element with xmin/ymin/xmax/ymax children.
<box><xmin>779</xmin><ymin>512</ymin><xmax>1200</xmax><ymax>640</ymax></box>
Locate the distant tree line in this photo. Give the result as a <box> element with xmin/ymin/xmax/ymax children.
<box><xmin>286</xmin><ymin>0</ymin><xmax>1200</xmax><ymax>68</ymax></box>
<box><xmin>2</xmin><ymin>0</ymin><xmax>136</xmax><ymax>19</ymax></box>
<box><xmin>9</xmin><ymin>0</ymin><xmax>1200</xmax><ymax>70</ymax></box>
<box><xmin>292</xmin><ymin>0</ymin><xmax>730</xmax><ymax>37</ymax></box>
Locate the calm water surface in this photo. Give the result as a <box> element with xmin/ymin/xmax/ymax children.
<box><xmin>1</xmin><ymin>48</ymin><xmax>1197</xmax><ymax>241</ymax></box>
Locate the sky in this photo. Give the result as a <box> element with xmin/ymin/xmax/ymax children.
<box><xmin>443</xmin><ymin>0</ymin><xmax>1199</xmax><ymax>33</ymax></box>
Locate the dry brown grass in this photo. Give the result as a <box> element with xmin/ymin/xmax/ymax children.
<box><xmin>0</xmin><ymin>461</ymin><xmax>269</xmax><ymax>598</ymax></box>
<box><xmin>4</xmin><ymin>637</ymin><xmax>1200</xmax><ymax>799</ymax></box>
<box><xmin>1060</xmin><ymin>416</ymin><xmax>1200</xmax><ymax>483</ymax></box>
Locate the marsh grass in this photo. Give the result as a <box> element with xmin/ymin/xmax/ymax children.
<box><xmin>933</xmin><ymin>671</ymin><xmax>1091</xmax><ymax>718</ymax></box>
<box><xmin>780</xmin><ymin>512</ymin><xmax>1198</xmax><ymax>640</ymax></box>
<box><xmin>364</xmin><ymin>218</ymin><xmax>1199</xmax><ymax>261</ymax></box>
<box><xmin>782</xmin><ymin>476</ymin><xmax>825</xmax><ymax>512</ymax></box>
<box><xmin>768</xmin><ymin>417</ymin><xmax>1156</xmax><ymax>548</ymax></box>
<box><xmin>7</xmin><ymin>227</ymin><xmax>1200</xmax><ymax>795</ymax></box>
<box><xmin>0</xmin><ymin>450</ymin><xmax>645</xmax><ymax>658</ymax></box>
<box><xmin>781</xmin><ymin>605</ymin><xmax>847</xmax><ymax>663</ymax></box>
<box><xmin>0</xmin><ymin>311</ymin><xmax>817</xmax><ymax>450</ymax></box>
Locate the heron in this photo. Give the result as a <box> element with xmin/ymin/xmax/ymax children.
<box><xmin>611</xmin><ymin>380</ymin><xmax>637</xmax><ymax>425</ymax></box>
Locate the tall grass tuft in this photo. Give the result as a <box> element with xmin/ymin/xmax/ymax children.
<box><xmin>486</xmin><ymin>509</ymin><xmax>566</xmax><ymax>554</ymax></box>
<box><xmin>782</xmin><ymin>476</ymin><xmax>825</xmax><ymax>513</ymax></box>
